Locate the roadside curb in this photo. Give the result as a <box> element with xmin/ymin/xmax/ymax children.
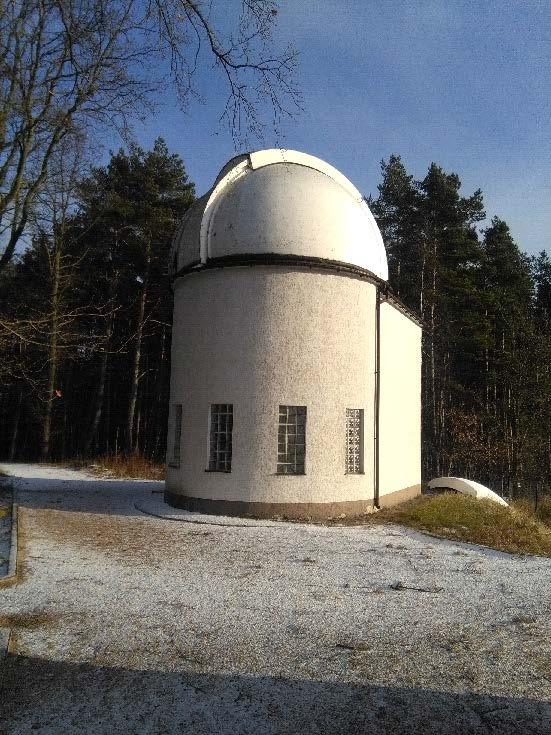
<box><xmin>0</xmin><ymin>502</ymin><xmax>20</xmax><ymax>660</ymax></box>
<box><xmin>8</xmin><ymin>501</ymin><xmax>18</xmax><ymax>576</ymax></box>
<box><xmin>0</xmin><ymin>503</ymin><xmax>20</xmax><ymax>588</ymax></box>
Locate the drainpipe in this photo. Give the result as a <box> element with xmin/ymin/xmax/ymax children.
<box><xmin>374</xmin><ymin>287</ymin><xmax>381</xmax><ymax>508</ymax></box>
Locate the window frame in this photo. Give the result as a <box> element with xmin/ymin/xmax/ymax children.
<box><xmin>277</xmin><ymin>405</ymin><xmax>307</xmax><ymax>475</ymax></box>
<box><xmin>168</xmin><ymin>403</ymin><xmax>183</xmax><ymax>468</ymax></box>
<box><xmin>345</xmin><ymin>408</ymin><xmax>364</xmax><ymax>474</ymax></box>
<box><xmin>207</xmin><ymin>403</ymin><xmax>233</xmax><ymax>473</ymax></box>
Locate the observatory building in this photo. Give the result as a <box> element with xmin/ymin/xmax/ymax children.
<box><xmin>165</xmin><ymin>149</ymin><xmax>421</xmax><ymax>519</ymax></box>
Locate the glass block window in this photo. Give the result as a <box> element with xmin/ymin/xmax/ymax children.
<box><xmin>169</xmin><ymin>404</ymin><xmax>182</xmax><ymax>467</ymax></box>
<box><xmin>208</xmin><ymin>404</ymin><xmax>233</xmax><ymax>471</ymax></box>
<box><xmin>346</xmin><ymin>408</ymin><xmax>364</xmax><ymax>474</ymax></box>
<box><xmin>277</xmin><ymin>405</ymin><xmax>306</xmax><ymax>475</ymax></box>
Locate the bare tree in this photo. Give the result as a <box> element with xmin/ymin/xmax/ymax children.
<box><xmin>150</xmin><ymin>0</ymin><xmax>300</xmax><ymax>139</ymax></box>
<box><xmin>0</xmin><ymin>0</ymin><xmax>300</xmax><ymax>271</ymax></box>
<box><xmin>33</xmin><ymin>139</ymin><xmax>80</xmax><ymax>458</ymax></box>
<box><xmin>19</xmin><ymin>136</ymin><xmax>107</xmax><ymax>459</ymax></box>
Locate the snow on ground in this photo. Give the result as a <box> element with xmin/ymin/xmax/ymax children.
<box><xmin>0</xmin><ymin>462</ymin><xmax>550</xmax><ymax>734</ymax></box>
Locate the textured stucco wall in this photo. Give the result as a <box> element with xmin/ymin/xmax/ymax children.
<box><xmin>166</xmin><ymin>266</ymin><xmax>377</xmax><ymax>506</ymax></box>
<box><xmin>378</xmin><ymin>301</ymin><xmax>422</xmax><ymax>498</ymax></box>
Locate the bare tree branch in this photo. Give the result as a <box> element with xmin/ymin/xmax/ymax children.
<box><xmin>0</xmin><ymin>0</ymin><xmax>300</xmax><ymax>270</ymax></box>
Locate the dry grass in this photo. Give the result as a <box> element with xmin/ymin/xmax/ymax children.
<box><xmin>331</xmin><ymin>493</ymin><xmax>551</xmax><ymax>557</ymax></box>
<box><xmin>67</xmin><ymin>454</ymin><xmax>165</xmax><ymax>481</ymax></box>
<box><xmin>90</xmin><ymin>454</ymin><xmax>165</xmax><ymax>480</ymax></box>
<box><xmin>514</xmin><ymin>495</ymin><xmax>551</xmax><ymax>526</ymax></box>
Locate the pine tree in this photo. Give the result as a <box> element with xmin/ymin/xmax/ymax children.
<box><xmin>370</xmin><ymin>155</ymin><xmax>423</xmax><ymax>310</ymax></box>
<box><xmin>77</xmin><ymin>139</ymin><xmax>195</xmax><ymax>455</ymax></box>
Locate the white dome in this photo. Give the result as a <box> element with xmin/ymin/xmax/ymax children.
<box><xmin>170</xmin><ymin>149</ymin><xmax>388</xmax><ymax>281</ymax></box>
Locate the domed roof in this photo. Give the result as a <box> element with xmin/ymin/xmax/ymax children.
<box><xmin>170</xmin><ymin>149</ymin><xmax>388</xmax><ymax>281</ymax></box>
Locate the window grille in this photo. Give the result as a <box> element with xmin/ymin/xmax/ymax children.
<box><xmin>208</xmin><ymin>404</ymin><xmax>233</xmax><ymax>471</ymax></box>
<box><xmin>170</xmin><ymin>404</ymin><xmax>182</xmax><ymax>467</ymax></box>
<box><xmin>277</xmin><ymin>405</ymin><xmax>306</xmax><ymax>474</ymax></box>
<box><xmin>346</xmin><ymin>408</ymin><xmax>363</xmax><ymax>474</ymax></box>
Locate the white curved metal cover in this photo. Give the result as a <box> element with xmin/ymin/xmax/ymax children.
<box><xmin>173</xmin><ymin>149</ymin><xmax>388</xmax><ymax>280</ymax></box>
<box><xmin>428</xmin><ymin>477</ymin><xmax>509</xmax><ymax>506</ymax></box>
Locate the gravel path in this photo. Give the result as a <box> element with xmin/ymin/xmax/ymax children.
<box><xmin>0</xmin><ymin>462</ymin><xmax>550</xmax><ymax>734</ymax></box>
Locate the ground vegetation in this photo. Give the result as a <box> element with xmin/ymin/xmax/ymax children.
<box><xmin>327</xmin><ymin>493</ymin><xmax>551</xmax><ymax>557</ymax></box>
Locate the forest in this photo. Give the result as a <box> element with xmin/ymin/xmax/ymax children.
<box><xmin>1</xmin><ymin>140</ymin><xmax>550</xmax><ymax>501</ymax></box>
<box><xmin>371</xmin><ymin>156</ymin><xmax>551</xmax><ymax>498</ymax></box>
<box><xmin>0</xmin><ymin>139</ymin><xmax>194</xmax><ymax>463</ymax></box>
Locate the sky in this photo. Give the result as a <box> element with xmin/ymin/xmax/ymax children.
<box><xmin>127</xmin><ymin>0</ymin><xmax>551</xmax><ymax>255</ymax></box>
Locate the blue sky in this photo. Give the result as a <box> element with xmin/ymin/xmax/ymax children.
<box><xmin>129</xmin><ymin>1</ymin><xmax>551</xmax><ymax>255</ymax></box>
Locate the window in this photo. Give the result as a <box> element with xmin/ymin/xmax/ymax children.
<box><xmin>346</xmin><ymin>408</ymin><xmax>364</xmax><ymax>474</ymax></box>
<box><xmin>208</xmin><ymin>404</ymin><xmax>233</xmax><ymax>471</ymax></box>
<box><xmin>169</xmin><ymin>404</ymin><xmax>182</xmax><ymax>467</ymax></box>
<box><xmin>277</xmin><ymin>405</ymin><xmax>306</xmax><ymax>474</ymax></box>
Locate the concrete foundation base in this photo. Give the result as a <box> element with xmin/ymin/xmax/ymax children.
<box><xmin>165</xmin><ymin>484</ymin><xmax>421</xmax><ymax>521</ymax></box>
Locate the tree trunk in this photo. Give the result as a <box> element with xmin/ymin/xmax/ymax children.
<box><xmin>61</xmin><ymin>364</ymin><xmax>71</xmax><ymax>459</ymax></box>
<box><xmin>152</xmin><ymin>325</ymin><xmax>168</xmax><ymax>460</ymax></box>
<box><xmin>127</xmin><ymin>242</ymin><xmax>151</xmax><ymax>452</ymax></box>
<box><xmin>41</xmin><ymin>243</ymin><xmax>61</xmax><ymax>460</ymax></box>
<box><xmin>8</xmin><ymin>387</ymin><xmax>24</xmax><ymax>461</ymax></box>
<box><xmin>134</xmin><ymin>406</ymin><xmax>141</xmax><ymax>454</ymax></box>
<box><xmin>85</xmin><ymin>311</ymin><xmax>114</xmax><ymax>456</ymax></box>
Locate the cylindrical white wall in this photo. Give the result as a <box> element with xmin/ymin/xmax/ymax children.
<box><xmin>378</xmin><ymin>300</ymin><xmax>422</xmax><ymax>505</ymax></box>
<box><xmin>166</xmin><ymin>265</ymin><xmax>377</xmax><ymax>517</ymax></box>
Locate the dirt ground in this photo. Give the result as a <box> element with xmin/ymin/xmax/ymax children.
<box><xmin>0</xmin><ymin>463</ymin><xmax>550</xmax><ymax>734</ymax></box>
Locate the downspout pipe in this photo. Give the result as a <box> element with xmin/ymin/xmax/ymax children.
<box><xmin>374</xmin><ymin>287</ymin><xmax>382</xmax><ymax>509</ymax></box>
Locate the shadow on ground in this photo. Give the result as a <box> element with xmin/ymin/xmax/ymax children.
<box><xmin>9</xmin><ymin>475</ymin><xmax>163</xmax><ymax>517</ymax></box>
<box><xmin>0</xmin><ymin>654</ymin><xmax>549</xmax><ymax>734</ymax></box>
